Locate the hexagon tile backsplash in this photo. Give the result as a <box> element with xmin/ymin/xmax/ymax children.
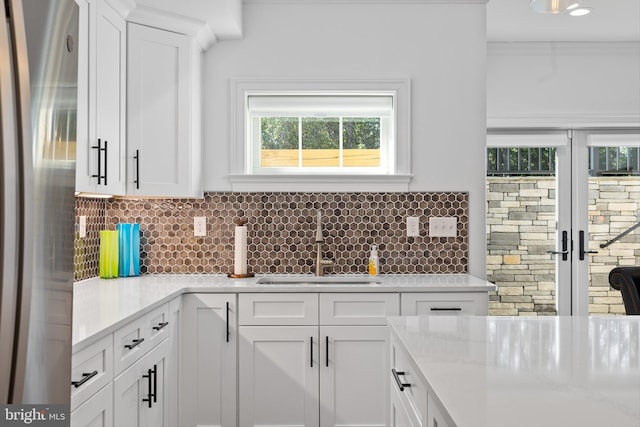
<box><xmin>74</xmin><ymin>192</ymin><xmax>468</xmax><ymax>280</ymax></box>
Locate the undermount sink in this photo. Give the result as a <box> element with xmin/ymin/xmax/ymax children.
<box><xmin>256</xmin><ymin>276</ymin><xmax>382</xmax><ymax>285</ymax></box>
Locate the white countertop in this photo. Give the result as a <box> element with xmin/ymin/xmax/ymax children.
<box><xmin>73</xmin><ymin>273</ymin><xmax>494</xmax><ymax>350</ymax></box>
<box><xmin>388</xmin><ymin>315</ymin><xmax>640</xmax><ymax>427</ymax></box>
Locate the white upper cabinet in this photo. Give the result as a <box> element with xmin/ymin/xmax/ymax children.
<box><xmin>126</xmin><ymin>23</ymin><xmax>203</xmax><ymax>197</ymax></box>
<box><xmin>76</xmin><ymin>0</ymin><xmax>127</xmax><ymax>195</ymax></box>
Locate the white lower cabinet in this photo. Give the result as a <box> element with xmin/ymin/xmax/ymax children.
<box><xmin>390</xmin><ymin>379</ymin><xmax>420</xmax><ymax>427</ymax></box>
<box><xmin>320</xmin><ymin>326</ymin><xmax>389</xmax><ymax>427</ymax></box>
<box><xmin>239</xmin><ymin>326</ymin><xmax>319</xmax><ymax>427</ymax></box>
<box><xmin>113</xmin><ymin>339</ymin><xmax>169</xmax><ymax>427</ymax></box>
<box><xmin>238</xmin><ymin>292</ymin><xmax>398</xmax><ymax>427</ymax></box>
<box><xmin>180</xmin><ymin>294</ymin><xmax>236</xmax><ymax>427</ymax></box>
<box><xmin>70</xmin><ymin>382</ymin><xmax>113</xmax><ymax>427</ymax></box>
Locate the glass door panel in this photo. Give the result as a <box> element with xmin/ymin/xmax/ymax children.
<box><xmin>579</xmin><ymin>132</ymin><xmax>640</xmax><ymax>315</ymax></box>
<box><xmin>486</xmin><ymin>133</ymin><xmax>572</xmax><ymax>316</ymax></box>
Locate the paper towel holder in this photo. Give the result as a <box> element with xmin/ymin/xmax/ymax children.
<box><xmin>228</xmin><ymin>218</ymin><xmax>255</xmax><ymax>278</ymax></box>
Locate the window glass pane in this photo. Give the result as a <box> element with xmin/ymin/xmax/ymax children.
<box><xmin>301</xmin><ymin>117</ymin><xmax>339</xmax><ymax>167</ymax></box>
<box><xmin>260</xmin><ymin>117</ymin><xmax>299</xmax><ymax>168</ymax></box>
<box><xmin>342</xmin><ymin>117</ymin><xmax>380</xmax><ymax>167</ymax></box>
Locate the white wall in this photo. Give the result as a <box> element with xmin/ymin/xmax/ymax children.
<box><xmin>487</xmin><ymin>42</ymin><xmax>640</xmax><ymax>127</ymax></box>
<box><xmin>203</xmin><ymin>0</ymin><xmax>488</xmax><ymax>277</ymax></box>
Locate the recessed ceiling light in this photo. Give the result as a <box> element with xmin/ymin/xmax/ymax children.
<box><xmin>566</xmin><ymin>3</ymin><xmax>580</xmax><ymax>10</ymax></box>
<box><xmin>569</xmin><ymin>7</ymin><xmax>592</xmax><ymax>16</ymax></box>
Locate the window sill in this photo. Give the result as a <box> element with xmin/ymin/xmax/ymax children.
<box><xmin>228</xmin><ymin>174</ymin><xmax>413</xmax><ymax>192</ymax></box>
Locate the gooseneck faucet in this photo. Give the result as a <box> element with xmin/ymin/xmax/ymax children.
<box><xmin>314</xmin><ymin>210</ymin><xmax>334</xmax><ymax>276</ymax></box>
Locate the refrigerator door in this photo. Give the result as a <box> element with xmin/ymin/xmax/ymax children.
<box><xmin>0</xmin><ymin>1</ymin><xmax>32</xmax><ymax>403</ymax></box>
<box><xmin>0</xmin><ymin>0</ymin><xmax>76</xmax><ymax>404</ymax></box>
<box><xmin>0</xmin><ymin>0</ymin><xmax>24</xmax><ymax>404</ymax></box>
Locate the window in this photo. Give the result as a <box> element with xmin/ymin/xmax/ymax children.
<box><xmin>248</xmin><ymin>95</ymin><xmax>392</xmax><ymax>174</ymax></box>
<box><xmin>230</xmin><ymin>79</ymin><xmax>411</xmax><ymax>191</ymax></box>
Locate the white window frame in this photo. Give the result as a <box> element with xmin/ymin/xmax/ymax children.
<box><xmin>230</xmin><ymin>79</ymin><xmax>412</xmax><ymax>191</ymax></box>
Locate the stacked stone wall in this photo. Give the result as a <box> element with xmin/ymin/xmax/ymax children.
<box><xmin>487</xmin><ymin>177</ymin><xmax>638</xmax><ymax>316</ymax></box>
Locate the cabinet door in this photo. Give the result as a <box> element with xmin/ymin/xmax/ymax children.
<box><xmin>113</xmin><ymin>356</ymin><xmax>146</xmax><ymax>427</ymax></box>
<box><xmin>239</xmin><ymin>326</ymin><xmax>319</xmax><ymax>427</ymax></box>
<box><xmin>70</xmin><ymin>383</ymin><xmax>113</xmax><ymax>427</ymax></box>
<box><xmin>76</xmin><ymin>0</ymin><xmax>126</xmax><ymax>194</ymax></box>
<box><xmin>144</xmin><ymin>340</ymin><xmax>169</xmax><ymax>427</ymax></box>
<box><xmin>320</xmin><ymin>326</ymin><xmax>389</xmax><ymax>427</ymax></box>
<box><xmin>180</xmin><ymin>294</ymin><xmax>236</xmax><ymax>427</ymax></box>
<box><xmin>94</xmin><ymin>0</ymin><xmax>126</xmax><ymax>194</ymax></box>
<box><xmin>127</xmin><ymin>23</ymin><xmax>202</xmax><ymax>197</ymax></box>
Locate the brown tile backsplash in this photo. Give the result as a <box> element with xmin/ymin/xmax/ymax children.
<box><xmin>75</xmin><ymin>192</ymin><xmax>468</xmax><ymax>279</ymax></box>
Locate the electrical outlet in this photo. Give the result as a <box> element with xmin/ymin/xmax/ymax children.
<box><xmin>429</xmin><ymin>216</ymin><xmax>457</xmax><ymax>238</ymax></box>
<box><xmin>194</xmin><ymin>217</ymin><xmax>206</xmax><ymax>236</ymax></box>
<box><xmin>407</xmin><ymin>216</ymin><xmax>420</xmax><ymax>237</ymax></box>
<box><xmin>79</xmin><ymin>216</ymin><xmax>87</xmax><ymax>238</ymax></box>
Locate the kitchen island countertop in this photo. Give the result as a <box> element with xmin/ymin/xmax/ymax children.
<box><xmin>73</xmin><ymin>273</ymin><xmax>494</xmax><ymax>350</ymax></box>
<box><xmin>387</xmin><ymin>314</ymin><xmax>640</xmax><ymax>427</ymax></box>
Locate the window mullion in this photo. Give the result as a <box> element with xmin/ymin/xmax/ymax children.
<box><xmin>339</xmin><ymin>116</ymin><xmax>344</xmax><ymax>168</ymax></box>
<box><xmin>298</xmin><ymin>116</ymin><xmax>303</xmax><ymax>168</ymax></box>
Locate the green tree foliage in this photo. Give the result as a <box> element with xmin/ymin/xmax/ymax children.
<box><xmin>261</xmin><ymin>116</ymin><xmax>381</xmax><ymax>150</ymax></box>
<box><xmin>260</xmin><ymin>117</ymin><xmax>298</xmax><ymax>149</ymax></box>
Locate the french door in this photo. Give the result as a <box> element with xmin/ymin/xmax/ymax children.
<box><xmin>487</xmin><ymin>129</ymin><xmax>640</xmax><ymax>316</ymax></box>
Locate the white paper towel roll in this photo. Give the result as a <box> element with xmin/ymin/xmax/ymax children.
<box><xmin>234</xmin><ymin>222</ymin><xmax>248</xmax><ymax>275</ymax></box>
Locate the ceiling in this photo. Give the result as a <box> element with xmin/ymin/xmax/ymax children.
<box><xmin>487</xmin><ymin>0</ymin><xmax>640</xmax><ymax>42</ymax></box>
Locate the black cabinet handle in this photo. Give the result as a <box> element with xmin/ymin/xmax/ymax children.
<box><xmin>310</xmin><ymin>336</ymin><xmax>313</xmax><ymax>368</ymax></box>
<box><xmin>226</xmin><ymin>302</ymin><xmax>230</xmax><ymax>343</ymax></box>
<box><xmin>152</xmin><ymin>364</ymin><xmax>157</xmax><ymax>403</ymax></box>
<box><xmin>91</xmin><ymin>139</ymin><xmax>106</xmax><ymax>185</ymax></box>
<box><xmin>134</xmin><ymin>149</ymin><xmax>140</xmax><ymax>189</ymax></box>
<box><xmin>325</xmin><ymin>336</ymin><xmax>329</xmax><ymax>367</ymax></box>
<box><xmin>103</xmin><ymin>140</ymin><xmax>108</xmax><ymax>185</ymax></box>
<box><xmin>430</xmin><ymin>307</ymin><xmax>462</xmax><ymax>312</ymax></box>
<box><xmin>579</xmin><ymin>230</ymin><xmax>598</xmax><ymax>261</ymax></box>
<box><xmin>392</xmin><ymin>368</ymin><xmax>411</xmax><ymax>392</ymax></box>
<box><xmin>71</xmin><ymin>370</ymin><xmax>98</xmax><ymax>388</ymax></box>
<box><xmin>142</xmin><ymin>368</ymin><xmax>153</xmax><ymax>408</ymax></box>
<box><xmin>124</xmin><ymin>338</ymin><xmax>144</xmax><ymax>350</ymax></box>
<box><xmin>152</xmin><ymin>321</ymin><xmax>169</xmax><ymax>331</ymax></box>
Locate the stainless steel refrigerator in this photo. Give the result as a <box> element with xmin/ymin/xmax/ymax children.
<box><xmin>1</xmin><ymin>0</ymin><xmax>77</xmax><ymax>406</ymax></box>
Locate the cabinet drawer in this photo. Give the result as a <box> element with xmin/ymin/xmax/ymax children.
<box><xmin>239</xmin><ymin>293</ymin><xmax>318</xmax><ymax>325</ymax></box>
<box><xmin>71</xmin><ymin>334</ymin><xmax>113</xmax><ymax>411</ymax></box>
<box><xmin>113</xmin><ymin>315</ymin><xmax>147</xmax><ymax>374</ymax></box>
<box><xmin>320</xmin><ymin>293</ymin><xmax>399</xmax><ymax>325</ymax></box>
<box><xmin>146</xmin><ymin>302</ymin><xmax>171</xmax><ymax>349</ymax></box>
<box><xmin>401</xmin><ymin>293</ymin><xmax>486</xmax><ymax>316</ymax></box>
<box><xmin>390</xmin><ymin>335</ymin><xmax>427</xmax><ymax>426</ymax></box>
<box><xmin>70</xmin><ymin>381</ymin><xmax>113</xmax><ymax>427</ymax></box>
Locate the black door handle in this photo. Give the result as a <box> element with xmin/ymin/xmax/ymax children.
<box><xmin>310</xmin><ymin>336</ymin><xmax>313</xmax><ymax>368</ymax></box>
<box><xmin>134</xmin><ymin>149</ymin><xmax>140</xmax><ymax>189</ymax></box>
<box><xmin>547</xmin><ymin>230</ymin><xmax>569</xmax><ymax>261</ymax></box>
<box><xmin>579</xmin><ymin>230</ymin><xmax>598</xmax><ymax>261</ymax></box>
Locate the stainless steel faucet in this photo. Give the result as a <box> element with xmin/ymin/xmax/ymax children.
<box><xmin>314</xmin><ymin>210</ymin><xmax>334</xmax><ymax>276</ymax></box>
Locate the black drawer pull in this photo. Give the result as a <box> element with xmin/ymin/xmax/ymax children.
<box><xmin>124</xmin><ymin>338</ymin><xmax>144</xmax><ymax>350</ymax></box>
<box><xmin>392</xmin><ymin>368</ymin><xmax>411</xmax><ymax>391</ymax></box>
<box><xmin>142</xmin><ymin>368</ymin><xmax>153</xmax><ymax>408</ymax></box>
<box><xmin>71</xmin><ymin>370</ymin><xmax>98</xmax><ymax>388</ymax></box>
<box><xmin>325</xmin><ymin>336</ymin><xmax>329</xmax><ymax>368</ymax></box>
<box><xmin>310</xmin><ymin>336</ymin><xmax>313</xmax><ymax>368</ymax></box>
<box><xmin>152</xmin><ymin>322</ymin><xmax>169</xmax><ymax>331</ymax></box>
<box><xmin>430</xmin><ymin>307</ymin><xmax>462</xmax><ymax>311</ymax></box>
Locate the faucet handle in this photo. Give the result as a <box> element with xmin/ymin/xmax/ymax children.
<box><xmin>317</xmin><ymin>259</ymin><xmax>334</xmax><ymax>276</ymax></box>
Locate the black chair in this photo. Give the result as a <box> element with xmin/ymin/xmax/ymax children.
<box><xmin>608</xmin><ymin>267</ymin><xmax>640</xmax><ymax>315</ymax></box>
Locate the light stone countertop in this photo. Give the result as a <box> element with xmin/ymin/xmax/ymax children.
<box><xmin>387</xmin><ymin>315</ymin><xmax>640</xmax><ymax>427</ymax></box>
<box><xmin>73</xmin><ymin>273</ymin><xmax>495</xmax><ymax>351</ymax></box>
